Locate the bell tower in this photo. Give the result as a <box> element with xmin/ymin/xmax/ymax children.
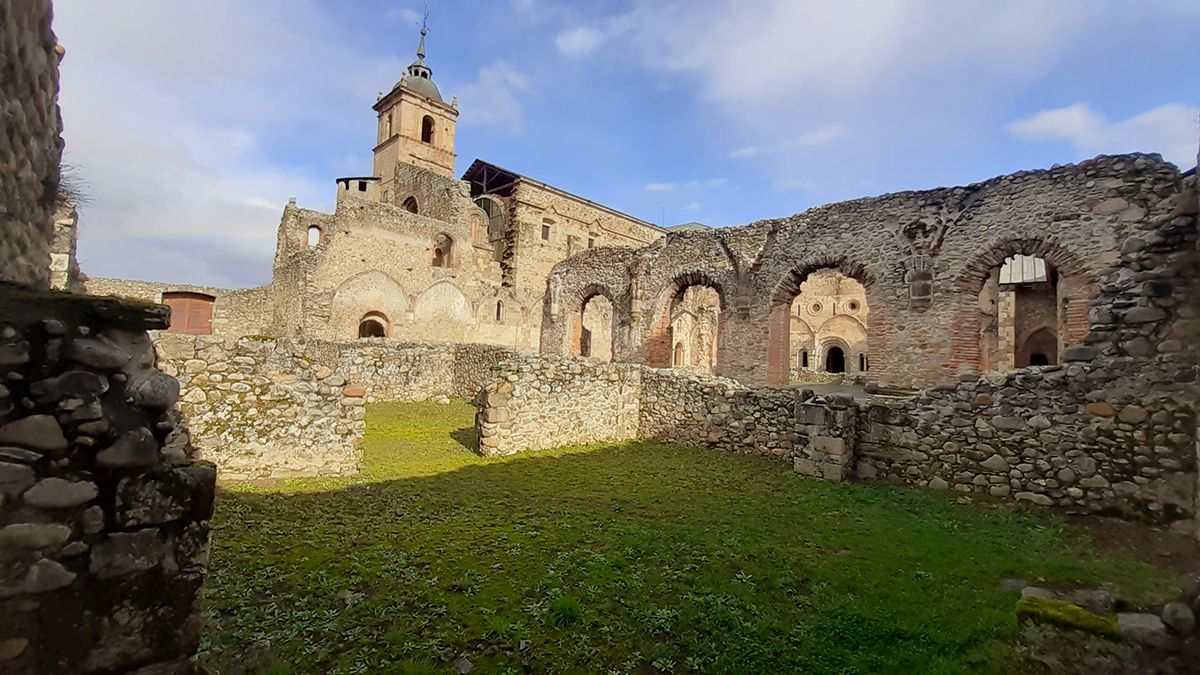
<box><xmin>372</xmin><ymin>16</ymin><xmax>458</xmax><ymax>191</ymax></box>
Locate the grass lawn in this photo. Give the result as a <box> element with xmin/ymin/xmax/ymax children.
<box><xmin>200</xmin><ymin>400</ymin><xmax>1175</xmax><ymax>674</ymax></box>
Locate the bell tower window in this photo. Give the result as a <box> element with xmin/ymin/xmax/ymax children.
<box><xmin>421</xmin><ymin>115</ymin><xmax>435</xmax><ymax>144</ymax></box>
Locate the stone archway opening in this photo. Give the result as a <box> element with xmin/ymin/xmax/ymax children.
<box><xmin>825</xmin><ymin>346</ymin><xmax>846</xmax><ymax>373</ymax></box>
<box><xmin>574</xmin><ymin>294</ymin><xmax>614</xmax><ymax>361</ymax></box>
<box><xmin>978</xmin><ymin>254</ymin><xmax>1062</xmax><ymax>371</ymax></box>
<box><xmin>358</xmin><ymin>312</ymin><xmax>389</xmax><ymax>338</ymax></box>
<box><xmin>771</xmin><ymin>267</ymin><xmax>868</xmax><ymax>385</ymax></box>
<box><xmin>645</xmin><ymin>274</ymin><xmax>724</xmax><ymax>372</ymax></box>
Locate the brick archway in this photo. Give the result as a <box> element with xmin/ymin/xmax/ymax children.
<box><xmin>568</xmin><ymin>284</ymin><xmax>618</xmax><ymax>359</ymax></box>
<box><xmin>644</xmin><ymin>271</ymin><xmax>727</xmax><ymax>369</ymax></box>
<box><xmin>766</xmin><ymin>258</ymin><xmax>872</xmax><ymax>386</ymax></box>
<box><xmin>952</xmin><ymin>238</ymin><xmax>1095</xmax><ymax>375</ymax></box>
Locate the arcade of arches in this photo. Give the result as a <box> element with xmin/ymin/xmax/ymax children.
<box><xmin>539</xmin><ymin>156</ymin><xmax>1183</xmax><ymax>390</ymax></box>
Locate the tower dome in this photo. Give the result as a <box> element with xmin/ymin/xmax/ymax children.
<box><xmin>397</xmin><ymin>23</ymin><xmax>442</xmax><ymax>102</ymax></box>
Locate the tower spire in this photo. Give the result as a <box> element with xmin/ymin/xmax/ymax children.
<box><xmin>416</xmin><ymin>6</ymin><xmax>428</xmax><ymax>60</ymax></box>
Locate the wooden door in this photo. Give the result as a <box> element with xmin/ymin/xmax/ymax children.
<box><xmin>163</xmin><ymin>293</ymin><xmax>214</xmax><ymax>335</ymax></box>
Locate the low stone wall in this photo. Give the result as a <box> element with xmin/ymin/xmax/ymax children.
<box><xmin>477</xmin><ymin>357</ymin><xmax>642</xmax><ymax>456</ymax></box>
<box><xmin>857</xmin><ymin>356</ymin><xmax>1195</xmax><ymax>520</ymax></box>
<box><xmin>0</xmin><ymin>291</ymin><xmax>215</xmax><ymax>674</ymax></box>
<box><xmin>156</xmin><ymin>335</ymin><xmax>366</xmax><ymax>481</ymax></box>
<box><xmin>155</xmin><ymin>336</ymin><xmax>526</xmax><ymax>479</ymax></box>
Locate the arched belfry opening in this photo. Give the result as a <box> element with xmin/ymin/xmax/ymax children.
<box><xmin>573</xmin><ymin>292</ymin><xmax>614</xmax><ymax>362</ymax></box>
<box><xmin>421</xmin><ymin>115</ymin><xmax>435</xmax><ymax>144</ymax></box>
<box><xmin>770</xmin><ymin>266</ymin><xmax>868</xmax><ymax>385</ymax></box>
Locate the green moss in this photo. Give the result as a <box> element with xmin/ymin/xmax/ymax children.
<box><xmin>1016</xmin><ymin>596</ymin><xmax>1120</xmax><ymax>637</ymax></box>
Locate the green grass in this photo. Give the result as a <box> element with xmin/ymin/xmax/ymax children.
<box><xmin>200</xmin><ymin>400</ymin><xmax>1174</xmax><ymax>674</ymax></box>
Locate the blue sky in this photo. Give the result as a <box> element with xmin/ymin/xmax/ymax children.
<box><xmin>55</xmin><ymin>0</ymin><xmax>1199</xmax><ymax>288</ymax></box>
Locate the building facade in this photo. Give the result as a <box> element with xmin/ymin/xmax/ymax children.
<box><xmin>85</xmin><ymin>26</ymin><xmax>665</xmax><ymax>350</ymax></box>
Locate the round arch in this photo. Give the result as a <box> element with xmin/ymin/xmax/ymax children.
<box><xmin>645</xmin><ymin>271</ymin><xmax>728</xmax><ymax>369</ymax></box>
<box><xmin>954</xmin><ymin>237</ymin><xmax>1090</xmax><ymax>294</ymax></box>
<box><xmin>565</xmin><ymin>283</ymin><xmax>620</xmax><ymax>360</ymax></box>
<box><xmin>765</xmin><ymin>257</ymin><xmax>872</xmax><ymax>386</ymax></box>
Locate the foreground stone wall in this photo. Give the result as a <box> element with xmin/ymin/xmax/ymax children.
<box><xmin>0</xmin><ymin>0</ymin><xmax>61</xmax><ymax>289</ymax></box>
<box><xmin>156</xmin><ymin>335</ymin><xmax>366</xmax><ymax>481</ymax></box>
<box><xmin>0</xmin><ymin>292</ymin><xmax>215</xmax><ymax>674</ymax></box>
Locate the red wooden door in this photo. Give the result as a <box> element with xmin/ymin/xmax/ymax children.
<box><xmin>163</xmin><ymin>293</ymin><xmax>214</xmax><ymax>335</ymax></box>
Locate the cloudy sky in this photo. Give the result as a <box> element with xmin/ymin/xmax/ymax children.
<box><xmin>55</xmin><ymin>0</ymin><xmax>1199</xmax><ymax>288</ymax></box>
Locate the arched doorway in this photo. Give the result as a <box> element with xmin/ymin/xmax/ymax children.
<box><xmin>1021</xmin><ymin>326</ymin><xmax>1057</xmax><ymax>367</ymax></box>
<box><xmin>769</xmin><ymin>266</ymin><xmax>868</xmax><ymax>385</ymax></box>
<box><xmin>358</xmin><ymin>312</ymin><xmax>388</xmax><ymax>338</ymax></box>
<box><xmin>575</xmin><ymin>294</ymin><xmax>614</xmax><ymax>361</ymax></box>
<box><xmin>978</xmin><ymin>254</ymin><xmax>1061</xmax><ymax>372</ymax></box>
<box><xmin>673</xmin><ymin>341</ymin><xmax>686</xmax><ymax>366</ymax></box>
<box><xmin>825</xmin><ymin>346</ymin><xmax>846</xmax><ymax>373</ymax></box>
<box><xmin>646</xmin><ymin>274</ymin><xmax>724</xmax><ymax>373</ymax></box>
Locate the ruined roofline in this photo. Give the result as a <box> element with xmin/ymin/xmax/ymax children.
<box><xmin>742</xmin><ymin>152</ymin><xmax>1181</xmax><ymax>232</ymax></box>
<box><xmin>85</xmin><ymin>276</ymin><xmax>266</xmax><ymax>295</ymax></box>
<box><xmin>462</xmin><ymin>159</ymin><xmax>668</xmax><ymax>234</ymax></box>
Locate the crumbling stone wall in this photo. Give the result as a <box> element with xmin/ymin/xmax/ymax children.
<box><xmin>156</xmin><ymin>336</ymin><xmax>524</xmax><ymax>479</ymax></box>
<box><xmin>544</xmin><ymin>155</ymin><xmax>1183</xmax><ymax>389</ymax></box>
<box><xmin>0</xmin><ymin>0</ymin><xmax>62</xmax><ymax>290</ymax></box>
<box><xmin>476</xmin><ymin>357</ymin><xmax>642</xmax><ymax>456</ymax></box>
<box><xmin>85</xmin><ymin>277</ymin><xmax>272</xmax><ymax>338</ymax></box>
<box><xmin>156</xmin><ymin>335</ymin><xmax>366</xmax><ymax>481</ymax></box>
<box><xmin>479</xmin><ymin>168</ymin><xmax>1198</xmax><ymax>532</ymax></box>
<box><xmin>0</xmin><ymin>293</ymin><xmax>215</xmax><ymax>674</ymax></box>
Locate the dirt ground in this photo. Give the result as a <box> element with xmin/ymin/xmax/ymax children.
<box><xmin>1069</xmin><ymin>515</ymin><xmax>1200</xmax><ymax>576</ymax></box>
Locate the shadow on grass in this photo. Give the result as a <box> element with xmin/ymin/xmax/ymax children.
<box><xmin>448</xmin><ymin>426</ymin><xmax>476</xmax><ymax>452</ymax></box>
<box><xmin>203</xmin><ymin>437</ymin><xmax>1180</xmax><ymax>675</ymax></box>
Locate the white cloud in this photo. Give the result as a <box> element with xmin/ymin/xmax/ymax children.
<box><xmin>555</xmin><ymin>26</ymin><xmax>604</xmax><ymax>56</ymax></box>
<box><xmin>730</xmin><ymin>124</ymin><xmax>848</xmax><ymax>158</ymax></box>
<box><xmin>683</xmin><ymin>201</ymin><xmax>701</xmax><ymax>211</ymax></box>
<box><xmin>1007</xmin><ymin>103</ymin><xmax>1199</xmax><ymax>168</ymax></box>
<box><xmin>604</xmin><ymin>0</ymin><xmax>1200</xmax><ymax>186</ymax></box>
<box><xmin>54</xmin><ymin>0</ymin><xmax>401</xmax><ymax>286</ymax></box>
<box><xmin>387</xmin><ymin>8</ymin><xmax>423</xmax><ymax>25</ymax></box>
<box><xmin>644</xmin><ymin>178</ymin><xmax>726</xmax><ymax>192</ymax></box>
<box><xmin>456</xmin><ymin>62</ymin><xmax>534</xmax><ymax>130</ymax></box>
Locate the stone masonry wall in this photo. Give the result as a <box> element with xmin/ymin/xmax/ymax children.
<box><xmin>476</xmin><ymin>357</ymin><xmax>642</xmax><ymax>457</ymax></box>
<box><xmin>154</xmin><ymin>336</ymin><xmax>524</xmax><ymax>479</ymax></box>
<box><xmin>155</xmin><ymin>335</ymin><xmax>365</xmax><ymax>481</ymax></box>
<box><xmin>0</xmin><ymin>292</ymin><xmax>215</xmax><ymax>674</ymax></box>
<box><xmin>476</xmin><ymin>170</ymin><xmax>1199</xmax><ymax>533</ymax></box>
<box><xmin>0</xmin><ymin>0</ymin><xmax>61</xmax><ymax>289</ymax></box>
<box><xmin>543</xmin><ymin>155</ymin><xmax>1183</xmax><ymax>390</ymax></box>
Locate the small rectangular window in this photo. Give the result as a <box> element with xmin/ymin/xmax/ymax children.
<box><xmin>587</xmin><ymin>237</ymin><xmax>595</xmax><ymax>248</ymax></box>
<box><xmin>358</xmin><ymin>181</ymin><xmax>367</xmax><ymax>192</ymax></box>
<box><xmin>541</xmin><ymin>225</ymin><xmax>551</xmax><ymax>240</ymax></box>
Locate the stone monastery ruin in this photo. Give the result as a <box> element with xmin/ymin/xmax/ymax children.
<box><xmin>0</xmin><ymin>2</ymin><xmax>1198</xmax><ymax>671</ymax></box>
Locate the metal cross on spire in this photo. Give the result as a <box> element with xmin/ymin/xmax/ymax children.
<box><xmin>416</xmin><ymin>5</ymin><xmax>429</xmax><ymax>59</ymax></box>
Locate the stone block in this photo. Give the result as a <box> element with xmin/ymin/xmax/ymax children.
<box><xmin>22</xmin><ymin>477</ymin><xmax>99</xmax><ymax>508</ymax></box>
<box><xmin>90</xmin><ymin>529</ymin><xmax>167</xmax><ymax>579</ymax></box>
<box><xmin>811</xmin><ymin>435</ymin><xmax>847</xmax><ymax>456</ymax></box>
